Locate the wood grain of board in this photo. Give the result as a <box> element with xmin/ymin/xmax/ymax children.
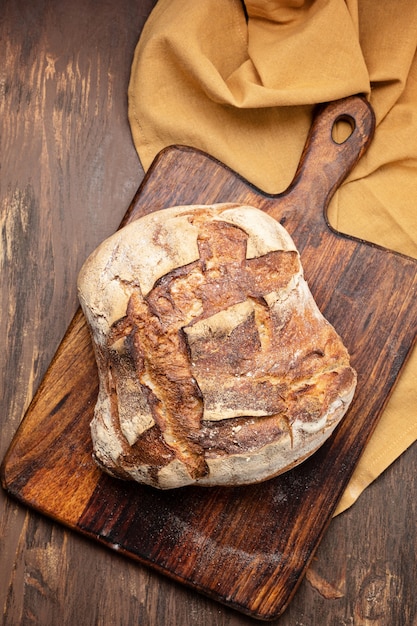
<box><xmin>2</xmin><ymin>94</ymin><xmax>417</xmax><ymax>621</ymax></box>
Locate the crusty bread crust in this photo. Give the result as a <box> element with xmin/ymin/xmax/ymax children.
<box><xmin>78</xmin><ymin>204</ymin><xmax>356</xmax><ymax>489</ymax></box>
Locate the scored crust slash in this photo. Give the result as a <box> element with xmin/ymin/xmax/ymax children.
<box><xmin>77</xmin><ymin>202</ymin><xmax>357</xmax><ymax>489</ymax></box>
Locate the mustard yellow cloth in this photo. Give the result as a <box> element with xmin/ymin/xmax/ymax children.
<box><xmin>128</xmin><ymin>0</ymin><xmax>417</xmax><ymax>514</ymax></box>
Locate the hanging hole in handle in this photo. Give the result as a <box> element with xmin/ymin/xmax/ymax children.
<box><xmin>331</xmin><ymin>114</ymin><xmax>356</xmax><ymax>144</ymax></box>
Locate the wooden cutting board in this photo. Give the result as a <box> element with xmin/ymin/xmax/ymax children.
<box><xmin>2</xmin><ymin>95</ymin><xmax>417</xmax><ymax>621</ymax></box>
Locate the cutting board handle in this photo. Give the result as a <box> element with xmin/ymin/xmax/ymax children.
<box><xmin>274</xmin><ymin>94</ymin><xmax>375</xmax><ymax>222</ymax></box>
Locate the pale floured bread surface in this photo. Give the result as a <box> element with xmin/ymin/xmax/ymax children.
<box><xmin>77</xmin><ymin>203</ymin><xmax>356</xmax><ymax>489</ymax></box>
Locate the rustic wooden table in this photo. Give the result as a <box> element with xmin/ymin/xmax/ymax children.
<box><xmin>1</xmin><ymin>2</ymin><xmax>416</xmax><ymax>625</ymax></box>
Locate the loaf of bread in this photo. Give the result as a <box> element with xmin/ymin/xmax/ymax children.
<box><xmin>77</xmin><ymin>203</ymin><xmax>356</xmax><ymax>489</ymax></box>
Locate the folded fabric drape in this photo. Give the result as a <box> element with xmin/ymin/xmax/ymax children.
<box><xmin>128</xmin><ymin>0</ymin><xmax>417</xmax><ymax>514</ymax></box>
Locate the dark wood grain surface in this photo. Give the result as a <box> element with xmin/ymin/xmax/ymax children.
<box><xmin>1</xmin><ymin>2</ymin><xmax>417</xmax><ymax>625</ymax></box>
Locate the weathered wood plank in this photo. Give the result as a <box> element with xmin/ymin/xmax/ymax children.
<box><xmin>1</xmin><ymin>2</ymin><xmax>417</xmax><ymax>625</ymax></box>
<box><xmin>0</xmin><ymin>2</ymin><xmax>156</xmax><ymax>625</ymax></box>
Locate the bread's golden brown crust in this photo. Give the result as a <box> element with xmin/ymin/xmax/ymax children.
<box><xmin>78</xmin><ymin>204</ymin><xmax>356</xmax><ymax>489</ymax></box>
